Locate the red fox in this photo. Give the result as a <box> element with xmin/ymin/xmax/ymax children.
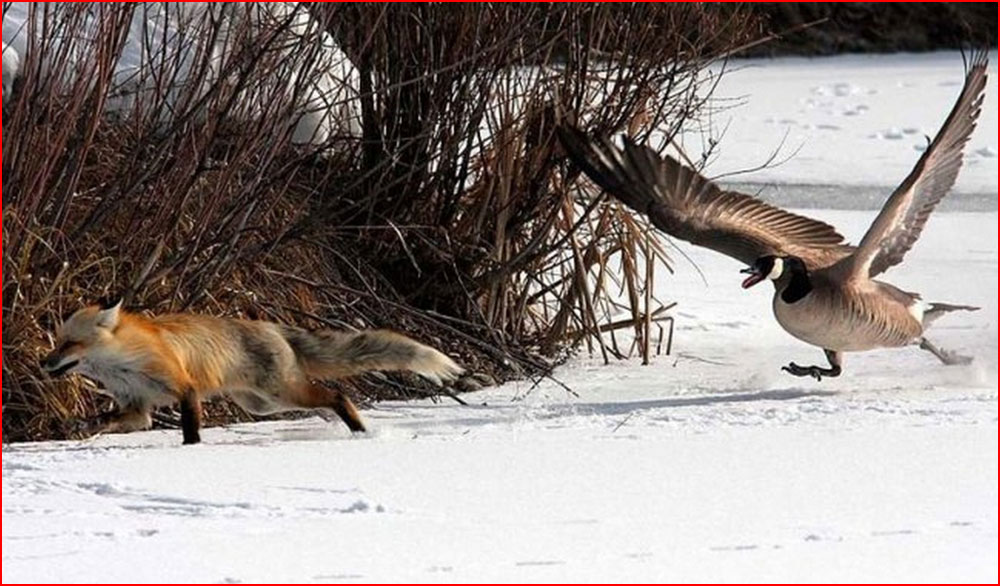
<box><xmin>40</xmin><ymin>299</ymin><xmax>464</xmax><ymax>444</ymax></box>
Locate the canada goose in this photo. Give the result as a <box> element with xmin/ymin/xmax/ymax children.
<box><xmin>557</xmin><ymin>51</ymin><xmax>989</xmax><ymax>380</ymax></box>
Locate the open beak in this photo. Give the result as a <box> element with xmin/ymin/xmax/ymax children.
<box><xmin>740</xmin><ymin>266</ymin><xmax>764</xmax><ymax>289</ymax></box>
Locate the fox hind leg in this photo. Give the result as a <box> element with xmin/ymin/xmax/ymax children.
<box><xmin>327</xmin><ymin>389</ymin><xmax>367</xmax><ymax>433</ymax></box>
<box><xmin>228</xmin><ymin>379</ymin><xmax>367</xmax><ymax>434</ymax></box>
<box><xmin>284</xmin><ymin>383</ymin><xmax>367</xmax><ymax>433</ymax></box>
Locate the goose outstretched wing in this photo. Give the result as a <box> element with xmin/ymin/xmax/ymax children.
<box><xmin>557</xmin><ymin>125</ymin><xmax>852</xmax><ymax>269</ymax></box>
<box><xmin>847</xmin><ymin>50</ymin><xmax>989</xmax><ymax>278</ymax></box>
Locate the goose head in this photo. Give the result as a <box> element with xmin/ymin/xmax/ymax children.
<box><xmin>740</xmin><ymin>254</ymin><xmax>811</xmax><ymax>287</ymax></box>
<box><xmin>741</xmin><ymin>255</ymin><xmax>787</xmax><ymax>289</ymax></box>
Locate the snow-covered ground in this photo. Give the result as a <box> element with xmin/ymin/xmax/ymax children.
<box><xmin>687</xmin><ymin>50</ymin><xmax>999</xmax><ymax>197</ymax></box>
<box><xmin>3</xmin><ymin>53</ymin><xmax>997</xmax><ymax>583</ymax></box>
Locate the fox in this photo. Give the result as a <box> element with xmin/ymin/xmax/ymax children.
<box><xmin>40</xmin><ymin>298</ymin><xmax>465</xmax><ymax>444</ymax></box>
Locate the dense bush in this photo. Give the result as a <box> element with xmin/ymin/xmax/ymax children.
<box><xmin>2</xmin><ymin>3</ymin><xmax>759</xmax><ymax>441</ymax></box>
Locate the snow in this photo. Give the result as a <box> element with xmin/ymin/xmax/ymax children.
<box><xmin>1</xmin><ymin>2</ymin><xmax>361</xmax><ymax>144</ymax></box>
<box><xmin>1</xmin><ymin>41</ymin><xmax>18</xmax><ymax>97</ymax></box>
<box><xmin>3</xmin><ymin>53</ymin><xmax>998</xmax><ymax>582</ymax></box>
<box><xmin>682</xmin><ymin>51</ymin><xmax>999</xmax><ymax>195</ymax></box>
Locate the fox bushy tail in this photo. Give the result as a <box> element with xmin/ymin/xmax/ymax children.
<box><xmin>281</xmin><ymin>327</ymin><xmax>464</xmax><ymax>384</ymax></box>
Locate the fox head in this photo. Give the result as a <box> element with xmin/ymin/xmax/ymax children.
<box><xmin>40</xmin><ymin>298</ymin><xmax>123</xmax><ymax>377</ymax></box>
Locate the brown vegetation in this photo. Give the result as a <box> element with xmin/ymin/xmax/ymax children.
<box><xmin>2</xmin><ymin>3</ymin><xmax>759</xmax><ymax>441</ymax></box>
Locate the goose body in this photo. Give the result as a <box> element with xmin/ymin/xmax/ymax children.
<box><xmin>772</xmin><ymin>276</ymin><xmax>922</xmax><ymax>352</ymax></box>
<box><xmin>558</xmin><ymin>51</ymin><xmax>989</xmax><ymax>379</ymax></box>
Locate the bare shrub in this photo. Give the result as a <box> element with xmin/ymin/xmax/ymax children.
<box><xmin>3</xmin><ymin>3</ymin><xmax>759</xmax><ymax>441</ymax></box>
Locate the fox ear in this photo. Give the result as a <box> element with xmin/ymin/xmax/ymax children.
<box><xmin>95</xmin><ymin>297</ymin><xmax>123</xmax><ymax>329</ymax></box>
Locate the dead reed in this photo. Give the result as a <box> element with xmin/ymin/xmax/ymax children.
<box><xmin>2</xmin><ymin>3</ymin><xmax>759</xmax><ymax>441</ymax></box>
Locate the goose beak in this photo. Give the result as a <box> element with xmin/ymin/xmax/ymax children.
<box><xmin>740</xmin><ymin>266</ymin><xmax>764</xmax><ymax>289</ymax></box>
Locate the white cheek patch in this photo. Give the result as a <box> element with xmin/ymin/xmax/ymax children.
<box><xmin>767</xmin><ymin>257</ymin><xmax>784</xmax><ymax>281</ymax></box>
<box><xmin>908</xmin><ymin>300</ymin><xmax>927</xmax><ymax>324</ymax></box>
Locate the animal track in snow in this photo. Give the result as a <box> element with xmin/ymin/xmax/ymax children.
<box><xmin>841</xmin><ymin>104</ymin><xmax>870</xmax><ymax>117</ymax></box>
<box><xmin>870</xmin><ymin>127</ymin><xmax>905</xmax><ymax>140</ymax></box>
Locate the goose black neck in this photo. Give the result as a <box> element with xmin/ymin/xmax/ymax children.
<box><xmin>780</xmin><ymin>259</ymin><xmax>813</xmax><ymax>303</ymax></box>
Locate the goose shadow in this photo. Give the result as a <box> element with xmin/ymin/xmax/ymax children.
<box><xmin>389</xmin><ymin>388</ymin><xmax>841</xmax><ymax>429</ymax></box>
<box><xmin>566</xmin><ymin>388</ymin><xmax>840</xmax><ymax>418</ymax></box>
<box><xmin>6</xmin><ymin>390</ymin><xmax>842</xmax><ymax>450</ymax></box>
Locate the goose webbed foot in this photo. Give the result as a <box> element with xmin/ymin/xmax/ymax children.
<box><xmin>782</xmin><ymin>350</ymin><xmax>842</xmax><ymax>381</ymax></box>
<box><xmin>919</xmin><ymin>338</ymin><xmax>973</xmax><ymax>366</ymax></box>
<box><xmin>782</xmin><ymin>362</ymin><xmax>839</xmax><ymax>381</ymax></box>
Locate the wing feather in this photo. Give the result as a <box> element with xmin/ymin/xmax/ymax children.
<box><xmin>558</xmin><ymin>125</ymin><xmax>851</xmax><ymax>268</ymax></box>
<box><xmin>848</xmin><ymin>50</ymin><xmax>989</xmax><ymax>278</ymax></box>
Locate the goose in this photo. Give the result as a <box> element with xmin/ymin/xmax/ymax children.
<box><xmin>557</xmin><ymin>51</ymin><xmax>989</xmax><ymax>380</ymax></box>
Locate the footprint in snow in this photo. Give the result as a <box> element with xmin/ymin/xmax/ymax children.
<box><xmin>625</xmin><ymin>552</ymin><xmax>653</xmax><ymax>560</ymax></box>
<box><xmin>875</xmin><ymin>128</ymin><xmax>905</xmax><ymax>140</ymax></box>
<box><xmin>804</xmin><ymin>533</ymin><xmax>843</xmax><ymax>542</ymax></box>
<box><xmin>831</xmin><ymin>82</ymin><xmax>855</xmax><ymax>97</ymax></box>
<box><xmin>871</xmin><ymin>529</ymin><xmax>917</xmax><ymax>537</ymax></box>
<box><xmin>811</xmin><ymin>82</ymin><xmax>862</xmax><ymax>97</ymax></box>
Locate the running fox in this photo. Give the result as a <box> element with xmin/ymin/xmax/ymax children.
<box><xmin>40</xmin><ymin>299</ymin><xmax>464</xmax><ymax>444</ymax></box>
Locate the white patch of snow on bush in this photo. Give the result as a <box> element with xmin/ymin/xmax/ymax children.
<box><xmin>2</xmin><ymin>2</ymin><xmax>361</xmax><ymax>145</ymax></box>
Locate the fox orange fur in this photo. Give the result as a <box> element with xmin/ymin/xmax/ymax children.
<box><xmin>41</xmin><ymin>299</ymin><xmax>464</xmax><ymax>444</ymax></box>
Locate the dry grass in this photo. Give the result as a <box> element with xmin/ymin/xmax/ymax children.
<box><xmin>2</xmin><ymin>3</ymin><xmax>760</xmax><ymax>441</ymax></box>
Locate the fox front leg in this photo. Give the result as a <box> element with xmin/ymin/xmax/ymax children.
<box><xmin>178</xmin><ymin>387</ymin><xmax>202</xmax><ymax>445</ymax></box>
